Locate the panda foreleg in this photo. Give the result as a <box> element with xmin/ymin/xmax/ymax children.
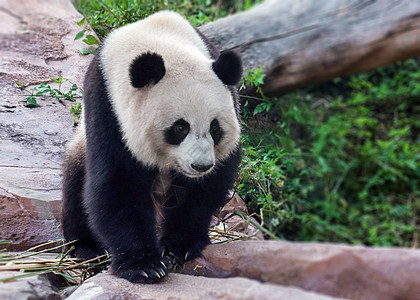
<box><xmin>61</xmin><ymin>140</ymin><xmax>105</xmax><ymax>260</ymax></box>
<box><xmin>161</xmin><ymin>146</ymin><xmax>242</xmax><ymax>266</ymax></box>
<box><xmin>83</xmin><ymin>161</ymin><xmax>169</xmax><ymax>283</ymax></box>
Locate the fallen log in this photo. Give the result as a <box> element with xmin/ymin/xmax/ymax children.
<box><xmin>200</xmin><ymin>0</ymin><xmax>420</xmax><ymax>96</ymax></box>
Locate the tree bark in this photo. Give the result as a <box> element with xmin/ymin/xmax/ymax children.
<box><xmin>200</xmin><ymin>0</ymin><xmax>420</xmax><ymax>96</ymax></box>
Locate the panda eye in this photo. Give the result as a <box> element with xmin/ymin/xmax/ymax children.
<box><xmin>174</xmin><ymin>123</ymin><xmax>188</xmax><ymax>134</ymax></box>
<box><xmin>164</xmin><ymin>119</ymin><xmax>190</xmax><ymax>145</ymax></box>
<box><xmin>210</xmin><ymin>119</ymin><xmax>223</xmax><ymax>146</ymax></box>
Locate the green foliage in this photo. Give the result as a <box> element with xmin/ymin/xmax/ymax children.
<box><xmin>70</xmin><ymin>102</ymin><xmax>83</xmax><ymax>127</ymax></box>
<box><xmin>240</xmin><ymin>68</ymin><xmax>265</xmax><ymax>95</ymax></box>
<box><xmin>240</xmin><ymin>68</ymin><xmax>272</xmax><ymax>118</ymax></box>
<box><xmin>73</xmin><ymin>0</ymin><xmax>263</xmax><ymax>39</ymax></box>
<box><xmin>239</xmin><ymin>59</ymin><xmax>420</xmax><ymax>246</ymax></box>
<box><xmin>17</xmin><ymin>76</ymin><xmax>82</xmax><ymax>107</ymax></box>
<box><xmin>75</xmin><ymin>18</ymin><xmax>100</xmax><ymax>55</ymax></box>
<box><xmin>74</xmin><ymin>0</ymin><xmax>158</xmax><ymax>39</ymax></box>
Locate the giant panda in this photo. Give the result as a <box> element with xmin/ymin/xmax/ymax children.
<box><xmin>61</xmin><ymin>11</ymin><xmax>242</xmax><ymax>283</ymax></box>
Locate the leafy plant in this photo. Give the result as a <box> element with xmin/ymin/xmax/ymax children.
<box><xmin>239</xmin><ymin>59</ymin><xmax>420</xmax><ymax>246</ymax></box>
<box><xmin>75</xmin><ymin>18</ymin><xmax>100</xmax><ymax>55</ymax></box>
<box><xmin>240</xmin><ymin>68</ymin><xmax>273</xmax><ymax>118</ymax></box>
<box><xmin>73</xmin><ymin>0</ymin><xmax>160</xmax><ymax>39</ymax></box>
<box><xmin>70</xmin><ymin>102</ymin><xmax>83</xmax><ymax>126</ymax></box>
<box><xmin>17</xmin><ymin>77</ymin><xmax>83</xmax><ymax>126</ymax></box>
<box><xmin>17</xmin><ymin>76</ymin><xmax>82</xmax><ymax>107</ymax></box>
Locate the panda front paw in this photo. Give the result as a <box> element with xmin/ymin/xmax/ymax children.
<box><xmin>162</xmin><ymin>237</ymin><xmax>209</xmax><ymax>268</ymax></box>
<box><xmin>112</xmin><ymin>256</ymin><xmax>170</xmax><ymax>283</ymax></box>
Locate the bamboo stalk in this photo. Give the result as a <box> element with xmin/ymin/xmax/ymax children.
<box><xmin>0</xmin><ymin>239</ymin><xmax>109</xmax><ymax>284</ymax></box>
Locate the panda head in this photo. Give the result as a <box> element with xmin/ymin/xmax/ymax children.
<box><xmin>100</xmin><ymin>12</ymin><xmax>242</xmax><ymax>178</ymax></box>
<box><xmin>126</xmin><ymin>51</ymin><xmax>241</xmax><ymax>178</ymax></box>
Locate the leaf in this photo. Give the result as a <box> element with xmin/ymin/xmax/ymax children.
<box><xmin>79</xmin><ymin>47</ymin><xmax>98</xmax><ymax>55</ymax></box>
<box><xmin>50</xmin><ymin>88</ymin><xmax>61</xmax><ymax>95</ymax></box>
<box><xmin>64</xmin><ymin>94</ymin><xmax>73</xmax><ymax>101</ymax></box>
<box><xmin>51</xmin><ymin>76</ymin><xmax>63</xmax><ymax>84</ymax></box>
<box><xmin>26</xmin><ymin>97</ymin><xmax>40</xmax><ymax>107</ymax></box>
<box><xmin>265</xmin><ymin>102</ymin><xmax>272</xmax><ymax>112</ymax></box>
<box><xmin>82</xmin><ymin>35</ymin><xmax>100</xmax><ymax>45</ymax></box>
<box><xmin>74</xmin><ymin>29</ymin><xmax>86</xmax><ymax>40</ymax></box>
<box><xmin>34</xmin><ymin>87</ymin><xmax>50</xmax><ymax>96</ymax></box>
<box><xmin>79</xmin><ymin>48</ymin><xmax>91</xmax><ymax>55</ymax></box>
<box><xmin>77</xmin><ymin>17</ymin><xmax>85</xmax><ymax>27</ymax></box>
<box><xmin>253</xmin><ymin>103</ymin><xmax>267</xmax><ymax>115</ymax></box>
<box><xmin>80</xmin><ymin>47</ymin><xmax>97</xmax><ymax>55</ymax></box>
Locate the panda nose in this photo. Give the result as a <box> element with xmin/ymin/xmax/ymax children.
<box><xmin>191</xmin><ymin>163</ymin><xmax>214</xmax><ymax>172</ymax></box>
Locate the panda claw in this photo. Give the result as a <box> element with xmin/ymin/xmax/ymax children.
<box><xmin>160</xmin><ymin>261</ymin><xmax>167</xmax><ymax>268</ymax></box>
<box><xmin>159</xmin><ymin>269</ymin><xmax>166</xmax><ymax>277</ymax></box>
<box><xmin>152</xmin><ymin>270</ymin><xmax>161</xmax><ymax>278</ymax></box>
<box><xmin>184</xmin><ymin>251</ymin><xmax>190</xmax><ymax>261</ymax></box>
<box><xmin>140</xmin><ymin>270</ymin><xmax>149</xmax><ymax>278</ymax></box>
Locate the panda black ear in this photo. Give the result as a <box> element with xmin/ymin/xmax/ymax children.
<box><xmin>212</xmin><ymin>51</ymin><xmax>243</xmax><ymax>86</ymax></box>
<box><xmin>129</xmin><ymin>52</ymin><xmax>166</xmax><ymax>88</ymax></box>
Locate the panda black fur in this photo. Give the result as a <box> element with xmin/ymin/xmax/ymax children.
<box><xmin>61</xmin><ymin>11</ymin><xmax>242</xmax><ymax>283</ymax></box>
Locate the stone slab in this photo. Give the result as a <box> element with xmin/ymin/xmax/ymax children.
<box><xmin>183</xmin><ymin>240</ymin><xmax>420</xmax><ymax>300</ymax></box>
<box><xmin>0</xmin><ymin>0</ymin><xmax>92</xmax><ymax>249</ymax></box>
<box><xmin>67</xmin><ymin>272</ymin><xmax>344</xmax><ymax>300</ymax></box>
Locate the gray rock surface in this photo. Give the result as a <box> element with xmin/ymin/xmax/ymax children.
<box><xmin>67</xmin><ymin>272</ymin><xmax>345</xmax><ymax>300</ymax></box>
<box><xmin>0</xmin><ymin>0</ymin><xmax>92</xmax><ymax>249</ymax></box>
<box><xmin>0</xmin><ymin>271</ymin><xmax>63</xmax><ymax>300</ymax></box>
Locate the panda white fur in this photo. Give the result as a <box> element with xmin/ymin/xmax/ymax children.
<box><xmin>61</xmin><ymin>11</ymin><xmax>242</xmax><ymax>283</ymax></box>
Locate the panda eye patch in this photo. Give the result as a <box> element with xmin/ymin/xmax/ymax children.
<box><xmin>210</xmin><ymin>119</ymin><xmax>223</xmax><ymax>146</ymax></box>
<box><xmin>164</xmin><ymin>119</ymin><xmax>190</xmax><ymax>145</ymax></box>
